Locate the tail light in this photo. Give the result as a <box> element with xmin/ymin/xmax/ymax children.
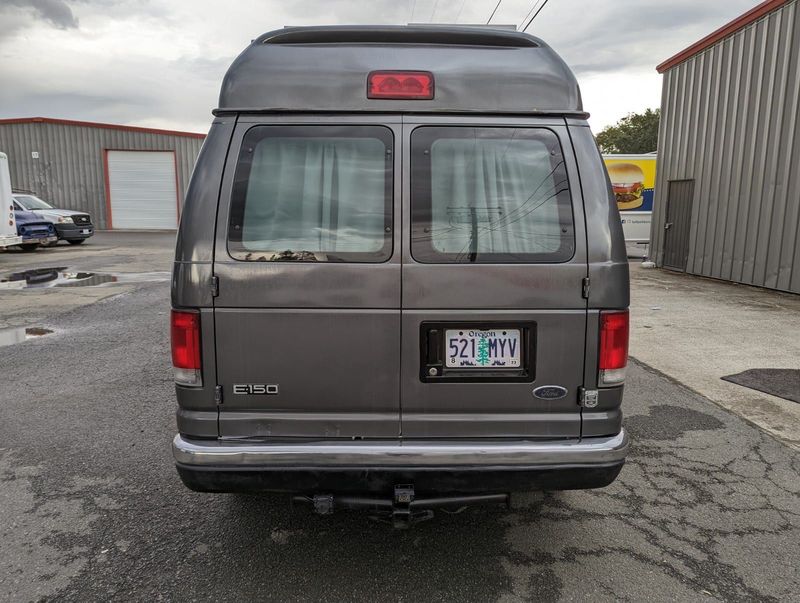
<box><xmin>599</xmin><ymin>310</ymin><xmax>629</xmax><ymax>387</ymax></box>
<box><xmin>171</xmin><ymin>309</ymin><xmax>202</xmax><ymax>386</ymax></box>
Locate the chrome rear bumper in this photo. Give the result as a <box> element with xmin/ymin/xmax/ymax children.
<box><xmin>173</xmin><ymin>430</ymin><xmax>628</xmax><ymax>468</ymax></box>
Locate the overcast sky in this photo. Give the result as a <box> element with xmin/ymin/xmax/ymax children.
<box><xmin>0</xmin><ymin>0</ymin><xmax>760</xmax><ymax>134</ymax></box>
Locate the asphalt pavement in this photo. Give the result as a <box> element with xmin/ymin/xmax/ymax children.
<box><xmin>0</xmin><ymin>232</ymin><xmax>175</xmax><ymax>330</ymax></box>
<box><xmin>1</xmin><ymin>237</ymin><xmax>799</xmax><ymax>602</ymax></box>
<box><xmin>630</xmin><ymin>261</ymin><xmax>800</xmax><ymax>449</ymax></box>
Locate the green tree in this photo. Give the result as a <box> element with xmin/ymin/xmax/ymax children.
<box><xmin>476</xmin><ymin>338</ymin><xmax>490</xmax><ymax>366</ymax></box>
<box><xmin>596</xmin><ymin>108</ymin><xmax>660</xmax><ymax>154</ymax></box>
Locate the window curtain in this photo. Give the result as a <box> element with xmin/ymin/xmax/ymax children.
<box><xmin>429</xmin><ymin>137</ymin><xmax>565</xmax><ymax>257</ymax></box>
<box><xmin>242</xmin><ymin>137</ymin><xmax>386</xmax><ymax>253</ymax></box>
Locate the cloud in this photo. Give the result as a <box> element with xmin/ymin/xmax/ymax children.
<box><xmin>5</xmin><ymin>0</ymin><xmax>79</xmax><ymax>28</ymax></box>
<box><xmin>522</xmin><ymin>0</ymin><xmax>758</xmax><ymax>76</ymax></box>
<box><xmin>0</xmin><ymin>0</ymin><xmax>768</xmax><ymax>132</ymax></box>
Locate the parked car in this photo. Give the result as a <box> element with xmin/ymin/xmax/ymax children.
<box><xmin>12</xmin><ymin>193</ymin><xmax>94</xmax><ymax>245</ymax></box>
<box><xmin>13</xmin><ymin>209</ymin><xmax>57</xmax><ymax>251</ymax></box>
<box><xmin>170</xmin><ymin>25</ymin><xmax>630</xmax><ymax>527</ymax></box>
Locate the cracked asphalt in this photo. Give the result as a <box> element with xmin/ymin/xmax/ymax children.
<box><xmin>1</xmin><ymin>247</ymin><xmax>799</xmax><ymax>601</ymax></box>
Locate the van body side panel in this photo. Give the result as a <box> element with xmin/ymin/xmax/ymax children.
<box><xmin>400</xmin><ymin>118</ymin><xmax>587</xmax><ymax>438</ymax></box>
<box><xmin>174</xmin><ymin>118</ymin><xmax>236</xmax><ymax>266</ymax></box>
<box><xmin>173</xmin><ymin>118</ymin><xmax>236</xmax><ymax>307</ymax></box>
<box><xmin>173</xmin><ymin>119</ymin><xmax>235</xmax><ymax>438</ymax></box>
<box><xmin>568</xmin><ymin>125</ymin><xmax>630</xmax><ymax>309</ymax></box>
<box><xmin>581</xmin><ymin>312</ymin><xmax>623</xmax><ymax>437</ymax></box>
<box><xmin>174</xmin><ymin>310</ymin><xmax>219</xmax><ymax>438</ymax></box>
<box><xmin>172</xmin><ymin>262</ymin><xmax>214</xmax><ymax>309</ymax></box>
<box><xmin>567</xmin><ymin>125</ymin><xmax>628</xmax><ymax>437</ymax></box>
<box><xmin>213</xmin><ymin>116</ymin><xmax>402</xmax><ymax>439</ymax></box>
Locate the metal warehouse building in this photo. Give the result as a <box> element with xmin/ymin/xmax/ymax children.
<box><xmin>0</xmin><ymin>117</ymin><xmax>205</xmax><ymax>230</ymax></box>
<box><xmin>652</xmin><ymin>0</ymin><xmax>800</xmax><ymax>294</ymax></box>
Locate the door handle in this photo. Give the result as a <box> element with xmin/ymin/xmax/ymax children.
<box><xmin>664</xmin><ymin>222</ymin><xmax>673</xmax><ymax>230</ymax></box>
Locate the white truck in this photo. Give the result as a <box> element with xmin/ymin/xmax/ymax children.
<box><xmin>603</xmin><ymin>153</ymin><xmax>656</xmax><ymax>256</ymax></box>
<box><xmin>0</xmin><ymin>152</ymin><xmax>23</xmax><ymax>249</ymax></box>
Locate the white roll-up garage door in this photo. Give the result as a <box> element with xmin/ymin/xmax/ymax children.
<box><xmin>106</xmin><ymin>150</ymin><xmax>178</xmax><ymax>229</ymax></box>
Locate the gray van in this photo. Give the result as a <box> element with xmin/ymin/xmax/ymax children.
<box><xmin>171</xmin><ymin>26</ymin><xmax>629</xmax><ymax>525</ymax></box>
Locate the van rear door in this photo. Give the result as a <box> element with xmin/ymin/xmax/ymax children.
<box><xmin>213</xmin><ymin>117</ymin><xmax>401</xmax><ymax>438</ymax></box>
<box><xmin>401</xmin><ymin>120</ymin><xmax>588</xmax><ymax>438</ymax></box>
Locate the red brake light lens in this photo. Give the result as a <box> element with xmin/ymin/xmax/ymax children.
<box><xmin>368</xmin><ymin>71</ymin><xmax>434</xmax><ymax>100</ymax></box>
<box><xmin>171</xmin><ymin>309</ymin><xmax>201</xmax><ymax>371</ymax></box>
<box><xmin>599</xmin><ymin>310</ymin><xmax>629</xmax><ymax>369</ymax></box>
<box><xmin>599</xmin><ymin>310</ymin><xmax>629</xmax><ymax>387</ymax></box>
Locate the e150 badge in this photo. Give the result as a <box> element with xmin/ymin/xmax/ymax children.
<box><xmin>233</xmin><ymin>384</ymin><xmax>279</xmax><ymax>395</ymax></box>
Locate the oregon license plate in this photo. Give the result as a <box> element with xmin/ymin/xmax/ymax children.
<box><xmin>445</xmin><ymin>328</ymin><xmax>522</xmax><ymax>369</ymax></box>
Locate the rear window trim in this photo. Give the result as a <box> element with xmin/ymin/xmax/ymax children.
<box><xmin>409</xmin><ymin>125</ymin><xmax>576</xmax><ymax>265</ymax></box>
<box><xmin>226</xmin><ymin>124</ymin><xmax>395</xmax><ymax>264</ymax></box>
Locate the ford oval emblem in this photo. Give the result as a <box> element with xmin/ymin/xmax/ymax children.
<box><xmin>533</xmin><ymin>385</ymin><xmax>568</xmax><ymax>400</ymax></box>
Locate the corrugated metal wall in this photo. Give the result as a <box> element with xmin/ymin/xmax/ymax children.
<box><xmin>0</xmin><ymin>121</ymin><xmax>205</xmax><ymax>229</ymax></box>
<box><xmin>652</xmin><ymin>0</ymin><xmax>800</xmax><ymax>294</ymax></box>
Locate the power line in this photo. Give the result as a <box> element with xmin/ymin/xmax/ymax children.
<box><xmin>517</xmin><ymin>0</ymin><xmax>542</xmax><ymax>30</ymax></box>
<box><xmin>454</xmin><ymin>0</ymin><xmax>468</xmax><ymax>23</ymax></box>
<box><xmin>410</xmin><ymin>0</ymin><xmax>418</xmax><ymax>22</ymax></box>
<box><xmin>486</xmin><ymin>0</ymin><xmax>502</xmax><ymax>24</ymax></box>
<box><xmin>520</xmin><ymin>0</ymin><xmax>550</xmax><ymax>32</ymax></box>
<box><xmin>430</xmin><ymin>0</ymin><xmax>441</xmax><ymax>22</ymax></box>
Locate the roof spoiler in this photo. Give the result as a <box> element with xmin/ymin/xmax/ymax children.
<box><xmin>257</xmin><ymin>26</ymin><xmax>539</xmax><ymax>48</ymax></box>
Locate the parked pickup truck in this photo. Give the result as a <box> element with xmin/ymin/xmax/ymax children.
<box><xmin>12</xmin><ymin>193</ymin><xmax>94</xmax><ymax>245</ymax></box>
<box><xmin>14</xmin><ymin>209</ymin><xmax>57</xmax><ymax>251</ymax></box>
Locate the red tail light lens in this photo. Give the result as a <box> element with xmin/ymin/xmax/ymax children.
<box><xmin>599</xmin><ymin>310</ymin><xmax>629</xmax><ymax>386</ymax></box>
<box><xmin>171</xmin><ymin>309</ymin><xmax>202</xmax><ymax>386</ymax></box>
<box><xmin>368</xmin><ymin>71</ymin><xmax>434</xmax><ymax>100</ymax></box>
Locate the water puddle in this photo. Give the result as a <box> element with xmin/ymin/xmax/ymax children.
<box><xmin>0</xmin><ymin>326</ymin><xmax>54</xmax><ymax>347</ymax></box>
<box><xmin>0</xmin><ymin>267</ymin><xmax>170</xmax><ymax>290</ymax></box>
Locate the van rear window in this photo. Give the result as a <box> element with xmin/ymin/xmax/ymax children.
<box><xmin>411</xmin><ymin>127</ymin><xmax>574</xmax><ymax>263</ymax></box>
<box><xmin>228</xmin><ymin>126</ymin><xmax>393</xmax><ymax>262</ymax></box>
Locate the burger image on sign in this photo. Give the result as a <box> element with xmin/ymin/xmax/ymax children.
<box><xmin>607</xmin><ymin>163</ymin><xmax>645</xmax><ymax>210</ymax></box>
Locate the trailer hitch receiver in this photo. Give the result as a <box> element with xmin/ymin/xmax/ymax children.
<box><xmin>295</xmin><ymin>487</ymin><xmax>508</xmax><ymax>528</ymax></box>
<box><xmin>390</xmin><ymin>484</ymin><xmax>433</xmax><ymax>529</ymax></box>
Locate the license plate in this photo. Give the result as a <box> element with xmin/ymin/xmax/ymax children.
<box><xmin>445</xmin><ymin>328</ymin><xmax>522</xmax><ymax>369</ymax></box>
<box><xmin>81</xmin><ymin>229</ymin><xmax>91</xmax><ymax>234</ymax></box>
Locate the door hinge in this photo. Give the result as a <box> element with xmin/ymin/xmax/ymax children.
<box><xmin>579</xmin><ymin>388</ymin><xmax>599</xmax><ymax>408</ymax></box>
<box><xmin>581</xmin><ymin>277</ymin><xmax>590</xmax><ymax>299</ymax></box>
<box><xmin>214</xmin><ymin>385</ymin><xmax>223</xmax><ymax>405</ymax></box>
<box><xmin>210</xmin><ymin>275</ymin><xmax>219</xmax><ymax>297</ymax></box>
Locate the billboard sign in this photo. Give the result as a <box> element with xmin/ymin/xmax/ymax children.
<box><xmin>603</xmin><ymin>154</ymin><xmax>656</xmax><ymax>243</ymax></box>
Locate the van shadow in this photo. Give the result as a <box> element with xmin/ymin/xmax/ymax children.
<box><xmin>204</xmin><ymin>492</ymin><xmax>529</xmax><ymax>601</ymax></box>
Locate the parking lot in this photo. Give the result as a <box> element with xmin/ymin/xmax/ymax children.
<box><xmin>1</xmin><ymin>233</ymin><xmax>799</xmax><ymax>602</ymax></box>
